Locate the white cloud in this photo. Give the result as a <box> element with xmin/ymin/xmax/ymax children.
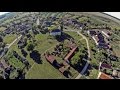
<box><xmin>0</xmin><ymin>12</ymin><xmax>9</xmax><ymax>15</ymax></box>
<box><xmin>104</xmin><ymin>12</ymin><xmax>120</xmax><ymax>19</ymax></box>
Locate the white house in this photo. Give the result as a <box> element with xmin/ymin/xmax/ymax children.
<box><xmin>101</xmin><ymin>31</ymin><xmax>110</xmax><ymax>38</ymax></box>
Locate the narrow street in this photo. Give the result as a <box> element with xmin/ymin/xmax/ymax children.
<box><xmin>0</xmin><ymin>35</ymin><xmax>22</xmax><ymax>59</ymax></box>
<box><xmin>75</xmin><ymin>31</ymin><xmax>91</xmax><ymax>79</ymax></box>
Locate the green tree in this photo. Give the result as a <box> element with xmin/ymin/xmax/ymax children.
<box><xmin>0</xmin><ymin>36</ymin><xmax>3</xmax><ymax>42</ymax></box>
<box><xmin>27</xmin><ymin>43</ymin><xmax>35</xmax><ymax>51</ymax></box>
<box><xmin>70</xmin><ymin>52</ymin><xmax>81</xmax><ymax>67</ymax></box>
<box><xmin>95</xmin><ymin>50</ymin><xmax>106</xmax><ymax>62</ymax></box>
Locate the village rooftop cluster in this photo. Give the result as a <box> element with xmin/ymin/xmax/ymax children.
<box><xmin>0</xmin><ymin>12</ymin><xmax>120</xmax><ymax>79</ymax></box>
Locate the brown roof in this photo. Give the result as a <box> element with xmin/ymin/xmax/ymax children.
<box><xmin>45</xmin><ymin>55</ymin><xmax>55</xmax><ymax>64</ymax></box>
<box><xmin>63</xmin><ymin>61</ymin><xmax>69</xmax><ymax>66</ymax></box>
<box><xmin>64</xmin><ymin>46</ymin><xmax>78</xmax><ymax>61</ymax></box>
<box><xmin>99</xmin><ymin>72</ymin><xmax>112</xmax><ymax>79</ymax></box>
<box><xmin>59</xmin><ymin>65</ymin><xmax>70</xmax><ymax>73</ymax></box>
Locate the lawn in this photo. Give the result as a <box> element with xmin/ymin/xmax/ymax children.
<box><xmin>5</xmin><ymin>42</ymin><xmax>25</xmax><ymax>70</ymax></box>
<box><xmin>34</xmin><ymin>34</ymin><xmax>59</xmax><ymax>53</ymax></box>
<box><xmin>69</xmin><ymin>67</ymin><xmax>79</xmax><ymax>79</ymax></box>
<box><xmin>64</xmin><ymin>31</ymin><xmax>82</xmax><ymax>42</ymax></box>
<box><xmin>4</xmin><ymin>32</ymin><xmax>83</xmax><ymax>79</ymax></box>
<box><xmin>88</xmin><ymin>69</ymin><xmax>99</xmax><ymax>79</ymax></box>
<box><xmin>25</xmin><ymin>34</ymin><xmax>67</xmax><ymax>79</ymax></box>
<box><xmin>8</xmin><ymin>56</ymin><xmax>25</xmax><ymax>70</ymax></box>
<box><xmin>112</xmin><ymin>41</ymin><xmax>120</xmax><ymax>58</ymax></box>
<box><xmin>25</xmin><ymin>56</ymin><xmax>66</xmax><ymax>79</ymax></box>
<box><xmin>3</xmin><ymin>34</ymin><xmax>16</xmax><ymax>44</ymax></box>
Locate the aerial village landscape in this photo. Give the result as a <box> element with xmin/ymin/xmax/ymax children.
<box><xmin>0</xmin><ymin>12</ymin><xmax>120</xmax><ymax>79</ymax></box>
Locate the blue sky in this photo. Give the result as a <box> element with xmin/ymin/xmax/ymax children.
<box><xmin>0</xmin><ymin>12</ymin><xmax>120</xmax><ymax>19</ymax></box>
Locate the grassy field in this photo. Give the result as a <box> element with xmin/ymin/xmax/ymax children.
<box><xmin>3</xmin><ymin>34</ymin><xmax>16</xmax><ymax>44</ymax></box>
<box><xmin>69</xmin><ymin>12</ymin><xmax>120</xmax><ymax>25</ymax></box>
<box><xmin>110</xmin><ymin>40</ymin><xmax>120</xmax><ymax>58</ymax></box>
<box><xmin>26</xmin><ymin>33</ymin><xmax>81</xmax><ymax>79</ymax></box>
<box><xmin>26</xmin><ymin>57</ymin><xmax>66</xmax><ymax>79</ymax></box>
<box><xmin>25</xmin><ymin>34</ymin><xmax>67</xmax><ymax>79</ymax></box>
<box><xmin>4</xmin><ymin>33</ymin><xmax>66</xmax><ymax>79</ymax></box>
<box><xmin>34</xmin><ymin>34</ymin><xmax>59</xmax><ymax>53</ymax></box>
<box><xmin>88</xmin><ymin>69</ymin><xmax>99</xmax><ymax>79</ymax></box>
<box><xmin>9</xmin><ymin>56</ymin><xmax>25</xmax><ymax>70</ymax></box>
<box><xmin>64</xmin><ymin>31</ymin><xmax>82</xmax><ymax>42</ymax></box>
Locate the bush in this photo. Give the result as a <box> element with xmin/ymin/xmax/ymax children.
<box><xmin>27</xmin><ymin>43</ymin><xmax>35</xmax><ymax>51</ymax></box>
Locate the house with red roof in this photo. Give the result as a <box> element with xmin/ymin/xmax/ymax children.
<box><xmin>64</xmin><ymin>46</ymin><xmax>78</xmax><ymax>62</ymax></box>
<box><xmin>98</xmin><ymin>72</ymin><xmax>113</xmax><ymax>79</ymax></box>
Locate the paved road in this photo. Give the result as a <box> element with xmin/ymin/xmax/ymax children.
<box><xmin>75</xmin><ymin>31</ymin><xmax>91</xmax><ymax>79</ymax></box>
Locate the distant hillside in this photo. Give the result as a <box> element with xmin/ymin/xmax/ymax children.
<box><xmin>68</xmin><ymin>12</ymin><xmax>120</xmax><ymax>25</ymax></box>
<box><xmin>0</xmin><ymin>13</ymin><xmax>16</xmax><ymax>24</ymax></box>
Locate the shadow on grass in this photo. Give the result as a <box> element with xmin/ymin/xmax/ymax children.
<box><xmin>55</xmin><ymin>32</ymin><xmax>74</xmax><ymax>42</ymax></box>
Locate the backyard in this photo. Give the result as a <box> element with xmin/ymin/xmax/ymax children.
<box><xmin>3</xmin><ymin>34</ymin><xmax>16</xmax><ymax>44</ymax></box>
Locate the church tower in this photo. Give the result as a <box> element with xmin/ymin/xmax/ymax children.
<box><xmin>36</xmin><ymin>17</ymin><xmax>40</xmax><ymax>26</ymax></box>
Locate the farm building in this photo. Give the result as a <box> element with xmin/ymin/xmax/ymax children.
<box><xmin>45</xmin><ymin>54</ymin><xmax>60</xmax><ymax>68</ymax></box>
<box><xmin>45</xmin><ymin>55</ymin><xmax>55</xmax><ymax>64</ymax></box>
<box><xmin>64</xmin><ymin>46</ymin><xmax>78</xmax><ymax>62</ymax></box>
<box><xmin>59</xmin><ymin>61</ymin><xmax>70</xmax><ymax>78</ymax></box>
<box><xmin>98</xmin><ymin>72</ymin><xmax>113</xmax><ymax>79</ymax></box>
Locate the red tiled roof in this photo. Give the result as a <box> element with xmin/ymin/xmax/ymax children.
<box><xmin>99</xmin><ymin>72</ymin><xmax>112</xmax><ymax>79</ymax></box>
<box><xmin>45</xmin><ymin>55</ymin><xmax>55</xmax><ymax>64</ymax></box>
<box><xmin>64</xmin><ymin>46</ymin><xmax>78</xmax><ymax>61</ymax></box>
